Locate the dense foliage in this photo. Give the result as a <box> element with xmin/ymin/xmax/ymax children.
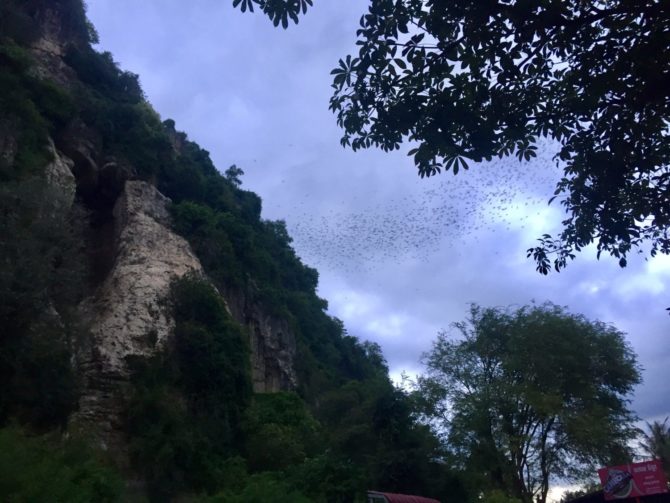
<box><xmin>127</xmin><ymin>278</ymin><xmax>459</xmax><ymax>501</ymax></box>
<box><xmin>0</xmin><ymin>426</ymin><xmax>123</xmax><ymax>501</ymax></box>
<box><xmin>0</xmin><ymin>177</ymin><xmax>85</xmax><ymax>430</ymax></box>
<box><xmin>415</xmin><ymin>303</ymin><xmax>641</xmax><ymax>503</ymax></box>
<box><xmin>0</xmin><ymin>43</ymin><xmax>75</xmax><ymax>178</ymax></box>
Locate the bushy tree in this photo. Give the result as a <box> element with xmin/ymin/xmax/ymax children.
<box><xmin>224</xmin><ymin>164</ymin><xmax>245</xmax><ymax>187</ymax></box>
<box><xmin>416</xmin><ymin>303</ymin><xmax>641</xmax><ymax>503</ymax></box>
<box><xmin>242</xmin><ymin>392</ymin><xmax>320</xmax><ymax>472</ymax></box>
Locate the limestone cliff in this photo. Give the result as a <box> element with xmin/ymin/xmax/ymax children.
<box><xmin>3</xmin><ymin>0</ymin><xmax>299</xmax><ymax>453</ymax></box>
<box><xmin>26</xmin><ymin>0</ymin><xmax>87</xmax><ymax>89</ymax></box>
<box><xmin>72</xmin><ymin>180</ymin><xmax>204</xmax><ymax>448</ymax></box>
<box><xmin>224</xmin><ymin>287</ymin><xmax>297</xmax><ymax>393</ymax></box>
<box><xmin>70</xmin><ymin>179</ymin><xmax>298</xmax><ymax>448</ymax></box>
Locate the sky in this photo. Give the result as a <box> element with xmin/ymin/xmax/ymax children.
<box><xmin>85</xmin><ymin>0</ymin><xmax>669</xmax><ymax>433</ymax></box>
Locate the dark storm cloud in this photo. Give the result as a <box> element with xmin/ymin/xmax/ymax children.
<box><xmin>86</xmin><ymin>0</ymin><xmax>669</xmax><ymax>421</ymax></box>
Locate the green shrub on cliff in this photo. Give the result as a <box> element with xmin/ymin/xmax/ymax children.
<box><xmin>0</xmin><ymin>41</ymin><xmax>75</xmax><ymax>179</ymax></box>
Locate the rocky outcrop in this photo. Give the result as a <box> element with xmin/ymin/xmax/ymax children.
<box><xmin>164</xmin><ymin>119</ymin><xmax>187</xmax><ymax>154</ymax></box>
<box><xmin>224</xmin><ymin>288</ymin><xmax>297</xmax><ymax>393</ymax></box>
<box><xmin>57</xmin><ymin>120</ymin><xmax>102</xmax><ymax>198</ymax></box>
<box><xmin>71</xmin><ymin>178</ymin><xmax>298</xmax><ymax>451</ymax></box>
<box><xmin>72</xmin><ymin>180</ymin><xmax>204</xmax><ymax>450</ymax></box>
<box><xmin>248</xmin><ymin>308</ymin><xmax>297</xmax><ymax>392</ymax></box>
<box><xmin>28</xmin><ymin>2</ymin><xmax>86</xmax><ymax>89</ymax></box>
<box><xmin>44</xmin><ymin>139</ymin><xmax>76</xmax><ymax>206</ymax></box>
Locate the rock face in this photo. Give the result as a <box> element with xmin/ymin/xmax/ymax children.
<box><xmin>72</xmin><ymin>179</ymin><xmax>298</xmax><ymax>449</ymax></box>
<box><xmin>28</xmin><ymin>2</ymin><xmax>86</xmax><ymax>88</ymax></box>
<box><xmin>248</xmin><ymin>308</ymin><xmax>297</xmax><ymax>392</ymax></box>
<box><xmin>73</xmin><ymin>180</ymin><xmax>204</xmax><ymax>449</ymax></box>
<box><xmin>225</xmin><ymin>290</ymin><xmax>297</xmax><ymax>393</ymax></box>
<box><xmin>44</xmin><ymin>139</ymin><xmax>76</xmax><ymax>206</ymax></box>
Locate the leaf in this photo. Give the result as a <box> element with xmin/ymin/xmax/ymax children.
<box><xmin>289</xmin><ymin>10</ymin><xmax>299</xmax><ymax>25</ymax></box>
<box><xmin>395</xmin><ymin>58</ymin><xmax>407</xmax><ymax>70</ymax></box>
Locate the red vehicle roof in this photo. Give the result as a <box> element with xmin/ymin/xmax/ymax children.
<box><xmin>368</xmin><ymin>491</ymin><xmax>441</xmax><ymax>503</ymax></box>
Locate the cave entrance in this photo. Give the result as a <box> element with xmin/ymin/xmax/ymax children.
<box><xmin>69</xmin><ymin>152</ymin><xmax>128</xmax><ymax>290</ymax></box>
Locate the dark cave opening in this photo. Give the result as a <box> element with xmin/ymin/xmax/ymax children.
<box><xmin>69</xmin><ymin>154</ymin><xmax>128</xmax><ymax>290</ymax></box>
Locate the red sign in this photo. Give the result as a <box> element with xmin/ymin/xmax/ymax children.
<box><xmin>598</xmin><ymin>460</ymin><xmax>668</xmax><ymax>500</ymax></box>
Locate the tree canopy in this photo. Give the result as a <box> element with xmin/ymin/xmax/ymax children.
<box><xmin>415</xmin><ymin>303</ymin><xmax>641</xmax><ymax>503</ymax></box>
<box><xmin>236</xmin><ymin>0</ymin><xmax>670</xmax><ymax>273</ymax></box>
<box><xmin>232</xmin><ymin>0</ymin><xmax>313</xmax><ymax>28</ymax></box>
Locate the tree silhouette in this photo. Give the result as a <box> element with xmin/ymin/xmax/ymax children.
<box><xmin>639</xmin><ymin>417</ymin><xmax>670</xmax><ymax>478</ymax></box>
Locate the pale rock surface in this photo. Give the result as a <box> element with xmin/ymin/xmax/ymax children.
<box><xmin>73</xmin><ymin>180</ymin><xmax>203</xmax><ymax>449</ymax></box>
<box><xmin>44</xmin><ymin>138</ymin><xmax>76</xmax><ymax>207</ymax></box>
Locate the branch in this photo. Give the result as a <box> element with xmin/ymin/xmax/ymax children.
<box><xmin>387</xmin><ymin>41</ymin><xmax>440</xmax><ymax>50</ymax></box>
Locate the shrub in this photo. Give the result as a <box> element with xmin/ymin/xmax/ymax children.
<box><xmin>209</xmin><ymin>473</ymin><xmax>313</xmax><ymax>503</ymax></box>
<box><xmin>0</xmin><ymin>426</ymin><xmax>123</xmax><ymax>502</ymax></box>
<box><xmin>243</xmin><ymin>392</ymin><xmax>321</xmax><ymax>472</ymax></box>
